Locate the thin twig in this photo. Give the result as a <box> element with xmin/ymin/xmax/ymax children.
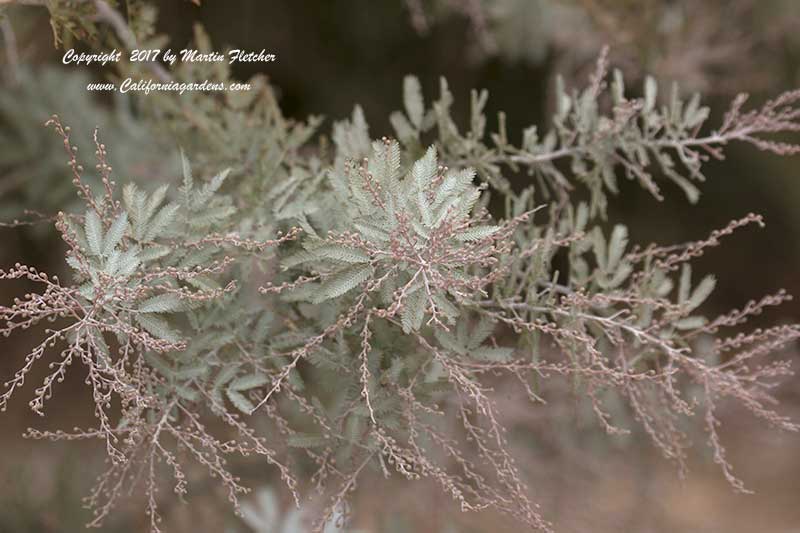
<box><xmin>0</xmin><ymin>17</ymin><xmax>19</xmax><ymax>83</ymax></box>
<box><xmin>92</xmin><ymin>0</ymin><xmax>171</xmax><ymax>82</ymax></box>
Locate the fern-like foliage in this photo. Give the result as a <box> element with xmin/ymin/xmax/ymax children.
<box><xmin>2</xmin><ymin>4</ymin><xmax>800</xmax><ymax>532</ymax></box>
<box><xmin>0</xmin><ymin>66</ymin><xmax>174</xmax><ymax>224</ymax></box>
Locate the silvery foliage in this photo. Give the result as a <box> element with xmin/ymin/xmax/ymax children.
<box><xmin>3</xmin><ymin>7</ymin><xmax>800</xmax><ymax>531</ymax></box>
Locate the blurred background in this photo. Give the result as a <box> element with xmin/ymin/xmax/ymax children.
<box><xmin>1</xmin><ymin>1</ymin><xmax>800</xmax><ymax>531</ymax></box>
